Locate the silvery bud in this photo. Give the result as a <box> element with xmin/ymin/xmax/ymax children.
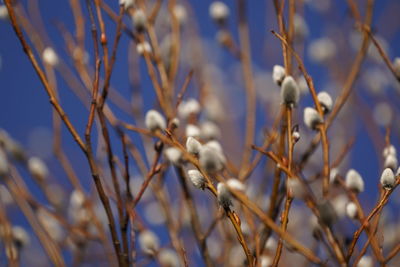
<box><xmin>132</xmin><ymin>9</ymin><xmax>147</xmax><ymax>32</ymax></box>
<box><xmin>139</xmin><ymin>230</ymin><xmax>160</xmax><ymax>255</ymax></box>
<box><xmin>28</xmin><ymin>157</ymin><xmax>49</xmax><ymax>181</ymax></box>
<box><xmin>226</xmin><ymin>178</ymin><xmax>246</xmax><ymax>192</ymax></box>
<box><xmin>164</xmin><ymin>147</ymin><xmax>182</xmax><ymax>165</ymax></box>
<box><xmin>384</xmin><ymin>154</ymin><xmax>398</xmax><ymax>171</ymax></box>
<box><xmin>281</xmin><ymin>76</ymin><xmax>300</xmax><ymax>107</ymax></box>
<box><xmin>345</xmin><ymin>169</ymin><xmax>364</xmax><ymax>193</ymax></box>
<box><xmin>42</xmin><ymin>47</ymin><xmax>59</xmax><ymax>67</ymax></box>
<box><xmin>317</xmin><ymin>91</ymin><xmax>333</xmax><ymax>114</ymax></box>
<box><xmin>217</xmin><ymin>182</ymin><xmax>232</xmax><ymax>210</ymax></box>
<box><xmin>303</xmin><ymin>107</ymin><xmax>323</xmax><ymax>130</ymax></box>
<box><xmin>188</xmin><ymin>169</ymin><xmax>206</xmax><ymax>190</ymax></box>
<box><xmin>186</xmin><ymin>136</ymin><xmax>202</xmax><ymax>155</ymax></box>
<box><xmin>380</xmin><ymin>168</ymin><xmax>395</xmax><ymax>190</ymax></box>
<box><xmin>145</xmin><ymin>110</ymin><xmax>166</xmax><ymax>132</ymax></box>
<box><xmin>272</xmin><ymin>65</ymin><xmax>285</xmax><ymax>85</ymax></box>
<box><xmin>185</xmin><ymin>124</ymin><xmax>201</xmax><ymax>138</ymax></box>
<box><xmin>346</xmin><ymin>202</ymin><xmax>358</xmax><ymax>220</ymax></box>
<box><xmin>209</xmin><ymin>1</ymin><xmax>229</xmax><ymax>24</ymax></box>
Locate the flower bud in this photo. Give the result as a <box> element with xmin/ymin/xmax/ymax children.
<box><xmin>287</xmin><ymin>178</ymin><xmax>306</xmax><ymax>199</ymax></box>
<box><xmin>209</xmin><ymin>1</ymin><xmax>229</xmax><ymax>24</ymax></box>
<box><xmin>145</xmin><ymin>110</ymin><xmax>166</xmax><ymax>132</ymax></box>
<box><xmin>227</xmin><ymin>178</ymin><xmax>246</xmax><ymax>192</ymax></box>
<box><xmin>217</xmin><ymin>182</ymin><xmax>232</xmax><ymax>210</ymax></box>
<box><xmin>303</xmin><ymin>107</ymin><xmax>323</xmax><ymax>130</ymax></box>
<box><xmin>159</xmin><ymin>248</ymin><xmax>179</xmax><ymax>267</ymax></box>
<box><xmin>119</xmin><ymin>0</ymin><xmax>134</xmax><ymax>10</ymax></box>
<box><xmin>170</xmin><ymin>117</ymin><xmax>180</xmax><ymax>129</ymax></box>
<box><xmin>138</xmin><ymin>230</ymin><xmax>159</xmax><ymax>255</ymax></box>
<box><xmin>199</xmin><ymin>143</ymin><xmax>225</xmax><ymax>173</ymax></box>
<box><xmin>188</xmin><ymin>169</ymin><xmax>206</xmax><ymax>189</ymax></box>
<box><xmin>136</xmin><ymin>41</ymin><xmax>152</xmax><ymax>55</ymax></box>
<box><xmin>308</xmin><ymin>37</ymin><xmax>336</xmax><ymax>63</ymax></box>
<box><xmin>383</xmin><ymin>145</ymin><xmax>396</xmax><ymax>158</ymax></box>
<box><xmin>185</xmin><ymin>124</ymin><xmax>201</xmax><ymax>138</ymax></box>
<box><xmin>272</xmin><ymin>65</ymin><xmax>285</xmax><ymax>85</ymax></box>
<box><xmin>28</xmin><ymin>157</ymin><xmax>49</xmax><ymax>181</ymax></box>
<box><xmin>178</xmin><ymin>98</ymin><xmax>201</xmax><ymax>119</ymax></box>
<box><xmin>260</xmin><ymin>255</ymin><xmax>273</xmax><ymax>267</ymax></box>
<box><xmin>186</xmin><ymin>136</ymin><xmax>202</xmax><ymax>155</ymax></box>
<box><xmin>346</xmin><ymin>202</ymin><xmax>358</xmax><ymax>220</ymax></box>
<box><xmin>42</xmin><ymin>47</ymin><xmax>59</xmax><ymax>67</ymax></box>
<box><xmin>380</xmin><ymin>168</ymin><xmax>395</xmax><ymax>190</ymax></box>
<box><xmin>37</xmin><ymin>208</ymin><xmax>64</xmax><ymax>242</ymax></box>
<box><xmin>200</xmin><ymin>121</ymin><xmax>221</xmax><ymax>140</ymax></box>
<box><xmin>292</xmin><ymin>128</ymin><xmax>300</xmax><ymax>143</ymax></box>
<box><xmin>0</xmin><ymin>5</ymin><xmax>9</xmax><ymax>20</ymax></box>
<box><xmin>357</xmin><ymin>255</ymin><xmax>373</xmax><ymax>267</ymax></box>
<box><xmin>317</xmin><ymin>200</ymin><xmax>337</xmax><ymax>227</ymax></box>
<box><xmin>345</xmin><ymin>169</ymin><xmax>364</xmax><ymax>193</ymax></box>
<box><xmin>329</xmin><ymin>167</ymin><xmax>339</xmax><ymax>184</ymax></box>
<box><xmin>317</xmin><ymin>91</ymin><xmax>333</xmax><ymax>114</ymax></box>
<box><xmin>12</xmin><ymin>226</ymin><xmax>30</xmax><ymax>249</ymax></box>
<box><xmin>132</xmin><ymin>9</ymin><xmax>147</xmax><ymax>32</ymax></box>
<box><xmin>173</xmin><ymin>4</ymin><xmax>187</xmax><ymax>25</ymax></box>
<box><xmin>384</xmin><ymin>154</ymin><xmax>398</xmax><ymax>171</ymax></box>
<box><xmin>164</xmin><ymin>147</ymin><xmax>182</xmax><ymax>165</ymax></box>
<box><xmin>281</xmin><ymin>76</ymin><xmax>300</xmax><ymax>107</ymax></box>
<box><xmin>294</xmin><ymin>14</ymin><xmax>309</xmax><ymax>40</ymax></box>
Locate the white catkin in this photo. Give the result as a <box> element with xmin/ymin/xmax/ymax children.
<box><xmin>42</xmin><ymin>47</ymin><xmax>59</xmax><ymax>67</ymax></box>
<box><xmin>28</xmin><ymin>157</ymin><xmax>49</xmax><ymax>181</ymax></box>
<box><xmin>159</xmin><ymin>248</ymin><xmax>180</xmax><ymax>267</ymax></box>
<box><xmin>12</xmin><ymin>226</ymin><xmax>30</xmax><ymax>248</ymax></box>
<box><xmin>346</xmin><ymin>202</ymin><xmax>358</xmax><ymax>220</ymax></box>
<box><xmin>187</xmin><ymin>169</ymin><xmax>206</xmax><ymax>189</ymax></box>
<box><xmin>226</xmin><ymin>178</ymin><xmax>246</xmax><ymax>192</ymax></box>
<box><xmin>303</xmin><ymin>107</ymin><xmax>323</xmax><ymax>130</ymax></box>
<box><xmin>136</xmin><ymin>41</ymin><xmax>152</xmax><ymax>55</ymax></box>
<box><xmin>357</xmin><ymin>255</ymin><xmax>373</xmax><ymax>267</ymax></box>
<box><xmin>132</xmin><ymin>9</ymin><xmax>147</xmax><ymax>32</ymax></box>
<box><xmin>199</xmin><ymin>145</ymin><xmax>224</xmax><ymax>173</ymax></box>
<box><xmin>380</xmin><ymin>168</ymin><xmax>395</xmax><ymax>190</ymax></box>
<box><xmin>185</xmin><ymin>124</ymin><xmax>201</xmax><ymax>138</ymax></box>
<box><xmin>186</xmin><ymin>136</ymin><xmax>202</xmax><ymax>154</ymax></box>
<box><xmin>164</xmin><ymin>147</ymin><xmax>182</xmax><ymax>165</ymax></box>
<box><xmin>200</xmin><ymin>121</ymin><xmax>221</xmax><ymax>140</ymax></box>
<box><xmin>382</xmin><ymin>144</ymin><xmax>396</xmax><ymax>158</ymax></box>
<box><xmin>287</xmin><ymin>178</ymin><xmax>306</xmax><ymax>199</ymax></box>
<box><xmin>345</xmin><ymin>169</ymin><xmax>364</xmax><ymax>193</ymax></box>
<box><xmin>0</xmin><ymin>5</ymin><xmax>9</xmax><ymax>20</ymax></box>
<box><xmin>145</xmin><ymin>110</ymin><xmax>166</xmax><ymax>132</ymax></box>
<box><xmin>209</xmin><ymin>1</ymin><xmax>229</xmax><ymax>24</ymax></box>
<box><xmin>138</xmin><ymin>230</ymin><xmax>159</xmax><ymax>255</ymax></box>
<box><xmin>178</xmin><ymin>98</ymin><xmax>201</xmax><ymax>119</ymax></box>
<box><xmin>384</xmin><ymin>154</ymin><xmax>398</xmax><ymax>171</ymax></box>
<box><xmin>281</xmin><ymin>76</ymin><xmax>300</xmax><ymax>106</ymax></box>
<box><xmin>272</xmin><ymin>65</ymin><xmax>285</xmax><ymax>85</ymax></box>
<box><xmin>0</xmin><ymin>149</ymin><xmax>9</xmax><ymax>176</ymax></box>
<box><xmin>217</xmin><ymin>183</ymin><xmax>232</xmax><ymax>209</ymax></box>
<box><xmin>317</xmin><ymin>91</ymin><xmax>333</xmax><ymax>114</ymax></box>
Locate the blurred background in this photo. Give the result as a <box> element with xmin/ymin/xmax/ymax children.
<box><xmin>1</xmin><ymin>0</ymin><xmax>400</xmax><ymax>266</ymax></box>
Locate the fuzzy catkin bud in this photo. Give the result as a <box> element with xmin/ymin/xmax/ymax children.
<box><xmin>159</xmin><ymin>248</ymin><xmax>180</xmax><ymax>267</ymax></box>
<box><xmin>303</xmin><ymin>107</ymin><xmax>323</xmax><ymax>130</ymax></box>
<box><xmin>136</xmin><ymin>41</ymin><xmax>151</xmax><ymax>55</ymax></box>
<box><xmin>281</xmin><ymin>76</ymin><xmax>300</xmax><ymax>107</ymax></box>
<box><xmin>393</xmin><ymin>57</ymin><xmax>400</xmax><ymax>77</ymax></box>
<box><xmin>28</xmin><ymin>157</ymin><xmax>48</xmax><ymax>181</ymax></box>
<box><xmin>178</xmin><ymin>98</ymin><xmax>201</xmax><ymax>119</ymax></box>
<box><xmin>0</xmin><ymin>5</ymin><xmax>9</xmax><ymax>20</ymax></box>
<box><xmin>384</xmin><ymin>154</ymin><xmax>398</xmax><ymax>171</ymax></box>
<box><xmin>357</xmin><ymin>255</ymin><xmax>373</xmax><ymax>267</ymax></box>
<box><xmin>42</xmin><ymin>47</ymin><xmax>59</xmax><ymax>67</ymax></box>
<box><xmin>138</xmin><ymin>230</ymin><xmax>159</xmax><ymax>255</ymax></box>
<box><xmin>119</xmin><ymin>0</ymin><xmax>134</xmax><ymax>9</ymax></box>
<box><xmin>145</xmin><ymin>110</ymin><xmax>166</xmax><ymax>132</ymax></box>
<box><xmin>329</xmin><ymin>167</ymin><xmax>339</xmax><ymax>184</ymax></box>
<box><xmin>186</xmin><ymin>136</ymin><xmax>202</xmax><ymax>155</ymax></box>
<box><xmin>164</xmin><ymin>147</ymin><xmax>182</xmax><ymax>165</ymax></box>
<box><xmin>272</xmin><ymin>65</ymin><xmax>285</xmax><ymax>85</ymax></box>
<box><xmin>132</xmin><ymin>9</ymin><xmax>147</xmax><ymax>32</ymax></box>
<box><xmin>12</xmin><ymin>226</ymin><xmax>30</xmax><ymax>249</ymax></box>
<box><xmin>187</xmin><ymin>169</ymin><xmax>206</xmax><ymax>189</ymax></box>
<box><xmin>346</xmin><ymin>202</ymin><xmax>358</xmax><ymax>220</ymax></box>
<box><xmin>173</xmin><ymin>4</ymin><xmax>187</xmax><ymax>25</ymax></box>
<box><xmin>226</xmin><ymin>178</ymin><xmax>246</xmax><ymax>192</ymax></box>
<box><xmin>383</xmin><ymin>145</ymin><xmax>396</xmax><ymax>158</ymax></box>
<box><xmin>317</xmin><ymin>91</ymin><xmax>333</xmax><ymax>114</ymax></box>
<box><xmin>200</xmin><ymin>121</ymin><xmax>221</xmax><ymax>140</ymax></box>
<box><xmin>199</xmin><ymin>145</ymin><xmax>224</xmax><ymax>173</ymax></box>
<box><xmin>287</xmin><ymin>178</ymin><xmax>306</xmax><ymax>199</ymax></box>
<box><xmin>380</xmin><ymin>168</ymin><xmax>395</xmax><ymax>190</ymax></box>
<box><xmin>209</xmin><ymin>1</ymin><xmax>229</xmax><ymax>24</ymax></box>
<box><xmin>185</xmin><ymin>124</ymin><xmax>201</xmax><ymax>138</ymax></box>
<box><xmin>217</xmin><ymin>183</ymin><xmax>232</xmax><ymax>210</ymax></box>
<box><xmin>345</xmin><ymin>169</ymin><xmax>364</xmax><ymax>193</ymax></box>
